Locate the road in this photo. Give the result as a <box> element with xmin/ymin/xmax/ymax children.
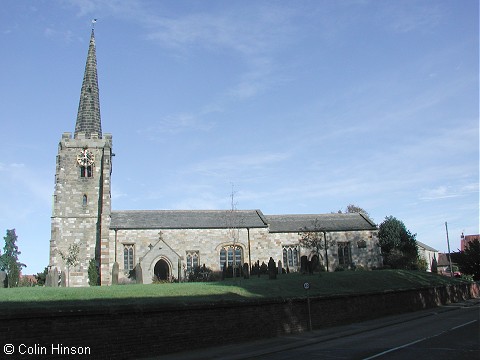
<box><xmin>157</xmin><ymin>299</ymin><xmax>479</xmax><ymax>360</ymax></box>
<box><xmin>252</xmin><ymin>303</ymin><xmax>479</xmax><ymax>359</ymax></box>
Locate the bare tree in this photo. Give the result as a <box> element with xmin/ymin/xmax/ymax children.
<box><xmin>225</xmin><ymin>184</ymin><xmax>243</xmax><ymax>278</ymax></box>
<box><xmin>336</xmin><ymin>204</ymin><xmax>371</xmax><ymax>219</ymax></box>
<box><xmin>298</xmin><ymin>218</ymin><xmax>331</xmax><ymax>272</ymax></box>
<box><xmin>57</xmin><ymin>243</ymin><xmax>80</xmax><ymax>287</ymax></box>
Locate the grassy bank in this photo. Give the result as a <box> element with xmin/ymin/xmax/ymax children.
<box><xmin>0</xmin><ymin>270</ymin><xmax>469</xmax><ymax>313</ymax></box>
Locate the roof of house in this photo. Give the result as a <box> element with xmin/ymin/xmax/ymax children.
<box><xmin>416</xmin><ymin>241</ymin><xmax>438</xmax><ymax>252</ymax></box>
<box><xmin>110</xmin><ymin>209</ymin><xmax>268</xmax><ymax>230</ymax></box>
<box><xmin>437</xmin><ymin>253</ymin><xmax>452</xmax><ymax>266</ymax></box>
<box><xmin>264</xmin><ymin>213</ymin><xmax>377</xmax><ymax>233</ymax></box>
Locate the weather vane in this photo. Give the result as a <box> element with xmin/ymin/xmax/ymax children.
<box><xmin>91</xmin><ymin>19</ymin><xmax>97</xmax><ymax>30</ymax></box>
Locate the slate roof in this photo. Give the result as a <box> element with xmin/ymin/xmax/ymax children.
<box><xmin>75</xmin><ymin>29</ymin><xmax>102</xmax><ymax>139</ymax></box>
<box><xmin>437</xmin><ymin>253</ymin><xmax>451</xmax><ymax>266</ymax></box>
<box><xmin>416</xmin><ymin>241</ymin><xmax>438</xmax><ymax>252</ymax></box>
<box><xmin>265</xmin><ymin>213</ymin><xmax>377</xmax><ymax>233</ymax></box>
<box><xmin>110</xmin><ymin>210</ymin><xmax>268</xmax><ymax>230</ymax></box>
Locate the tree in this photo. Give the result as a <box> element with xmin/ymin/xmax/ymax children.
<box><xmin>88</xmin><ymin>258</ymin><xmax>100</xmax><ymax>286</ymax></box>
<box><xmin>0</xmin><ymin>229</ymin><xmax>26</xmax><ymax>288</ymax></box>
<box><xmin>298</xmin><ymin>218</ymin><xmax>330</xmax><ymax>272</ymax></box>
<box><xmin>35</xmin><ymin>267</ymin><xmax>49</xmax><ymax>286</ymax></box>
<box><xmin>57</xmin><ymin>243</ymin><xmax>80</xmax><ymax>287</ymax></box>
<box><xmin>225</xmin><ymin>185</ymin><xmax>244</xmax><ymax>278</ymax></box>
<box><xmin>346</xmin><ymin>204</ymin><xmax>370</xmax><ymax>218</ymax></box>
<box><xmin>378</xmin><ymin>216</ymin><xmax>419</xmax><ymax>269</ymax></box>
<box><xmin>451</xmin><ymin>239</ymin><xmax>480</xmax><ymax>280</ymax></box>
<box><xmin>336</xmin><ymin>204</ymin><xmax>372</xmax><ymax>220</ymax></box>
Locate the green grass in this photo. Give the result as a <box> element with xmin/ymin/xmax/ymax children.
<box><xmin>0</xmin><ymin>270</ymin><xmax>468</xmax><ymax>313</ymax></box>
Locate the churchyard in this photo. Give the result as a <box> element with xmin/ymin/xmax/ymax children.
<box><xmin>0</xmin><ymin>270</ymin><xmax>469</xmax><ymax>312</ymax></box>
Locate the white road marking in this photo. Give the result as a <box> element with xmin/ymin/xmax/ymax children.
<box><xmin>362</xmin><ymin>319</ymin><xmax>478</xmax><ymax>360</ymax></box>
<box><xmin>361</xmin><ymin>338</ymin><xmax>426</xmax><ymax>360</ymax></box>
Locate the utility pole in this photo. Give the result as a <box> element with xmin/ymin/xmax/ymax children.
<box><xmin>445</xmin><ymin>222</ymin><xmax>454</xmax><ymax>278</ymax></box>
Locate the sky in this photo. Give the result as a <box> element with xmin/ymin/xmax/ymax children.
<box><xmin>0</xmin><ymin>0</ymin><xmax>478</xmax><ymax>274</ymax></box>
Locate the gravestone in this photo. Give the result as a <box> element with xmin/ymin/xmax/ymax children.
<box><xmin>0</xmin><ymin>271</ymin><xmax>7</xmax><ymax>288</ymax></box>
<box><xmin>135</xmin><ymin>264</ymin><xmax>143</xmax><ymax>284</ymax></box>
<box><xmin>112</xmin><ymin>262</ymin><xmax>119</xmax><ymax>285</ymax></box>
<box><xmin>243</xmin><ymin>263</ymin><xmax>250</xmax><ymax>279</ymax></box>
<box><xmin>300</xmin><ymin>256</ymin><xmax>308</xmax><ymax>274</ymax></box>
<box><xmin>52</xmin><ymin>268</ymin><xmax>59</xmax><ymax>287</ymax></box>
<box><xmin>45</xmin><ymin>270</ymin><xmax>51</xmax><ymax>287</ymax></box>
<box><xmin>46</xmin><ymin>268</ymin><xmax>59</xmax><ymax>287</ymax></box>
<box><xmin>60</xmin><ymin>270</ymin><xmax>66</xmax><ymax>287</ymax></box>
<box><xmin>277</xmin><ymin>260</ymin><xmax>282</xmax><ymax>274</ymax></box>
<box><xmin>268</xmin><ymin>257</ymin><xmax>277</xmax><ymax>280</ymax></box>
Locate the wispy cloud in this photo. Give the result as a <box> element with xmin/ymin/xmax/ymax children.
<box><xmin>66</xmin><ymin>0</ymin><xmax>300</xmax><ymax>103</ymax></box>
<box><xmin>137</xmin><ymin>113</ymin><xmax>214</xmax><ymax>138</ymax></box>
<box><xmin>419</xmin><ymin>183</ymin><xmax>479</xmax><ymax>201</ymax></box>
<box><xmin>380</xmin><ymin>2</ymin><xmax>444</xmax><ymax>34</ymax></box>
<box><xmin>188</xmin><ymin>152</ymin><xmax>291</xmax><ymax>178</ymax></box>
<box><xmin>44</xmin><ymin>27</ymin><xmax>75</xmax><ymax>43</ymax></box>
<box><xmin>0</xmin><ymin>162</ymin><xmax>51</xmax><ymax>204</ymax></box>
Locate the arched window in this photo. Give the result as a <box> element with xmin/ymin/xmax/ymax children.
<box><xmin>123</xmin><ymin>244</ymin><xmax>134</xmax><ymax>271</ymax></box>
<box><xmin>219</xmin><ymin>246</ymin><xmax>243</xmax><ymax>268</ymax></box>
<box><xmin>338</xmin><ymin>242</ymin><xmax>351</xmax><ymax>266</ymax></box>
<box><xmin>80</xmin><ymin>165</ymin><xmax>93</xmax><ymax>178</ymax></box>
<box><xmin>282</xmin><ymin>245</ymin><xmax>299</xmax><ymax>268</ymax></box>
<box><xmin>186</xmin><ymin>251</ymin><xmax>200</xmax><ymax>274</ymax></box>
<box><xmin>220</xmin><ymin>248</ymin><xmax>227</xmax><ymax>267</ymax></box>
<box><xmin>82</xmin><ymin>194</ymin><xmax>88</xmax><ymax>206</ymax></box>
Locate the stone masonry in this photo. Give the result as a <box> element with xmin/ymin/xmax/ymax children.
<box><xmin>50</xmin><ymin>132</ymin><xmax>112</xmax><ymax>286</ymax></box>
<box><xmin>49</xmin><ymin>29</ymin><xmax>382</xmax><ymax>287</ymax></box>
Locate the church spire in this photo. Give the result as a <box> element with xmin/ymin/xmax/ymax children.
<box><xmin>75</xmin><ymin>28</ymin><xmax>102</xmax><ymax>138</ymax></box>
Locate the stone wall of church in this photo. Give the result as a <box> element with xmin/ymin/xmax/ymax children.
<box><xmin>113</xmin><ymin>227</ymin><xmax>278</xmax><ymax>283</ymax></box>
<box><xmin>110</xmin><ymin>227</ymin><xmax>381</xmax><ymax>284</ymax></box>
<box><xmin>50</xmin><ymin>132</ymin><xmax>112</xmax><ymax>287</ymax></box>
<box><xmin>50</xmin><ymin>217</ymin><xmax>97</xmax><ymax>287</ymax></box>
<box><xmin>263</xmin><ymin>230</ymin><xmax>381</xmax><ymax>271</ymax></box>
<box><xmin>327</xmin><ymin>230</ymin><xmax>382</xmax><ymax>270</ymax></box>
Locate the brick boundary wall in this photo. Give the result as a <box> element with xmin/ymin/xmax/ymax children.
<box><xmin>1</xmin><ymin>283</ymin><xmax>478</xmax><ymax>359</ymax></box>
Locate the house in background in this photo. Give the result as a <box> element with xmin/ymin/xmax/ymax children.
<box><xmin>460</xmin><ymin>233</ymin><xmax>479</xmax><ymax>251</ymax></box>
<box><xmin>437</xmin><ymin>253</ymin><xmax>461</xmax><ymax>277</ymax></box>
<box><xmin>417</xmin><ymin>241</ymin><xmax>438</xmax><ymax>272</ymax></box>
<box><xmin>437</xmin><ymin>253</ymin><xmax>451</xmax><ymax>274</ymax></box>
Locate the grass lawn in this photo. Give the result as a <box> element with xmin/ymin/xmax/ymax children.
<box><xmin>0</xmin><ymin>270</ymin><xmax>469</xmax><ymax>313</ymax></box>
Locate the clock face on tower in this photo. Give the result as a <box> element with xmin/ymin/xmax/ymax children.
<box><xmin>77</xmin><ymin>149</ymin><xmax>95</xmax><ymax>167</ymax></box>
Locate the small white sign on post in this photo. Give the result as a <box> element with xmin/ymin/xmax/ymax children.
<box><xmin>304</xmin><ymin>282</ymin><xmax>312</xmax><ymax>331</ymax></box>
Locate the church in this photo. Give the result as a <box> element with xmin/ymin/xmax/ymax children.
<box><xmin>49</xmin><ymin>30</ymin><xmax>382</xmax><ymax>287</ymax></box>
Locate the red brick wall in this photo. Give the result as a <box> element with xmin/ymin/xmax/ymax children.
<box><xmin>1</xmin><ymin>283</ymin><xmax>477</xmax><ymax>359</ymax></box>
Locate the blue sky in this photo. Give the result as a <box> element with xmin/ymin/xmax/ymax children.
<box><xmin>0</xmin><ymin>0</ymin><xmax>478</xmax><ymax>274</ymax></box>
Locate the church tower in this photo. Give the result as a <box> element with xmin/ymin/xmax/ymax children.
<box><xmin>50</xmin><ymin>29</ymin><xmax>113</xmax><ymax>286</ymax></box>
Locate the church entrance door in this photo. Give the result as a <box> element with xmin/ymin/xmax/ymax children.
<box><xmin>154</xmin><ymin>259</ymin><xmax>169</xmax><ymax>281</ymax></box>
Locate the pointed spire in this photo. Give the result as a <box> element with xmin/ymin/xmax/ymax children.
<box><xmin>75</xmin><ymin>28</ymin><xmax>102</xmax><ymax>139</ymax></box>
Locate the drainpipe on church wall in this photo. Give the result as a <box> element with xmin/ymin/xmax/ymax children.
<box><xmin>114</xmin><ymin>229</ymin><xmax>117</xmax><ymax>263</ymax></box>
<box><xmin>247</xmin><ymin>228</ymin><xmax>251</xmax><ymax>270</ymax></box>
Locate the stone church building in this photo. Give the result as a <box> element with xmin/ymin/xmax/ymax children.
<box><xmin>49</xmin><ymin>30</ymin><xmax>382</xmax><ymax>286</ymax></box>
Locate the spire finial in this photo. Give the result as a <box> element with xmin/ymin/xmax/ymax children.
<box><xmin>92</xmin><ymin>19</ymin><xmax>97</xmax><ymax>31</ymax></box>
